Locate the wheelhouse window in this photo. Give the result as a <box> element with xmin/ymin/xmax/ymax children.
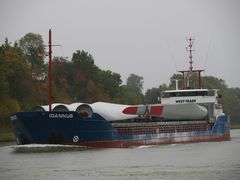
<box><xmin>162</xmin><ymin>90</ymin><xmax>214</xmax><ymax>98</ymax></box>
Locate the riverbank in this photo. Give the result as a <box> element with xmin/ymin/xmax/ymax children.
<box><xmin>231</xmin><ymin>124</ymin><xmax>240</xmax><ymax>129</ymax></box>
<box><xmin>0</xmin><ymin>128</ymin><xmax>15</xmax><ymax>142</ymax></box>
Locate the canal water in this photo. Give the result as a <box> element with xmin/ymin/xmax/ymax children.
<box><xmin>0</xmin><ymin>129</ymin><xmax>240</xmax><ymax>180</ymax></box>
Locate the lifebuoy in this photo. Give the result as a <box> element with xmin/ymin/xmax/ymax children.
<box><xmin>73</xmin><ymin>136</ymin><xmax>79</xmax><ymax>143</ymax></box>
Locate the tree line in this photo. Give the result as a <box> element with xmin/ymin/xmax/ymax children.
<box><xmin>0</xmin><ymin>32</ymin><xmax>239</xmax><ymax>127</ymax></box>
<box><xmin>0</xmin><ymin>33</ymin><xmax>144</xmax><ymax>127</ymax></box>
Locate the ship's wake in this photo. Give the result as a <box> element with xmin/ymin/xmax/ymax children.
<box><xmin>11</xmin><ymin>144</ymin><xmax>90</xmax><ymax>153</ymax></box>
<box><xmin>135</xmin><ymin>145</ymin><xmax>155</xmax><ymax>149</ymax></box>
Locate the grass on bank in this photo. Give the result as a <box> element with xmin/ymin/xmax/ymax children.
<box><xmin>231</xmin><ymin>124</ymin><xmax>240</xmax><ymax>129</ymax></box>
<box><xmin>0</xmin><ymin>128</ymin><xmax>15</xmax><ymax>142</ymax></box>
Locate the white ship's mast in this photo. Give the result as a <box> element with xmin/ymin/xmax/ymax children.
<box><xmin>186</xmin><ymin>37</ymin><xmax>194</xmax><ymax>73</ymax></box>
<box><xmin>179</xmin><ymin>38</ymin><xmax>204</xmax><ymax>89</ymax></box>
<box><xmin>186</xmin><ymin>37</ymin><xmax>194</xmax><ymax>88</ymax></box>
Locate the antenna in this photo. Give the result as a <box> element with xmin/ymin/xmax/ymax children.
<box><xmin>204</xmin><ymin>39</ymin><xmax>212</xmax><ymax>74</ymax></box>
<box><xmin>186</xmin><ymin>37</ymin><xmax>195</xmax><ymax>73</ymax></box>
<box><xmin>165</xmin><ymin>39</ymin><xmax>178</xmax><ymax>71</ymax></box>
<box><xmin>185</xmin><ymin>37</ymin><xmax>195</xmax><ymax>88</ymax></box>
<box><xmin>179</xmin><ymin>37</ymin><xmax>204</xmax><ymax>89</ymax></box>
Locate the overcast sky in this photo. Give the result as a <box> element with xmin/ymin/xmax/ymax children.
<box><xmin>1</xmin><ymin>0</ymin><xmax>240</xmax><ymax>91</ymax></box>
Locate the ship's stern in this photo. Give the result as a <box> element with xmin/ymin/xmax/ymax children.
<box><xmin>212</xmin><ymin>114</ymin><xmax>231</xmax><ymax>141</ymax></box>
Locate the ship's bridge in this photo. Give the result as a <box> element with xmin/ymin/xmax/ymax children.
<box><xmin>161</xmin><ymin>89</ymin><xmax>218</xmax><ymax>105</ymax></box>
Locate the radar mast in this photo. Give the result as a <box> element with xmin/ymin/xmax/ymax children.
<box><xmin>178</xmin><ymin>37</ymin><xmax>204</xmax><ymax>89</ymax></box>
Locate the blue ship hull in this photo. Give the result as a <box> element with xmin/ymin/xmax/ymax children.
<box><xmin>11</xmin><ymin>111</ymin><xmax>231</xmax><ymax>148</ymax></box>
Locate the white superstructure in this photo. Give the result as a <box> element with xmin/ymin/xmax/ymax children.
<box><xmin>160</xmin><ymin>88</ymin><xmax>223</xmax><ymax>120</ymax></box>
<box><xmin>161</xmin><ymin>89</ymin><xmax>216</xmax><ymax>105</ymax></box>
<box><xmin>159</xmin><ymin>37</ymin><xmax>224</xmax><ymax>120</ymax></box>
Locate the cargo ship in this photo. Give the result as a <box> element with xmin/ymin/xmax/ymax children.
<box><xmin>10</xmin><ymin>36</ymin><xmax>230</xmax><ymax>148</ymax></box>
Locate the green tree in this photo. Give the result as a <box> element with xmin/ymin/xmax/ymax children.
<box><xmin>51</xmin><ymin>57</ymin><xmax>73</xmax><ymax>103</ymax></box>
<box><xmin>118</xmin><ymin>85</ymin><xmax>143</xmax><ymax>104</ymax></box>
<box><xmin>0</xmin><ymin>38</ymin><xmax>14</xmax><ymax>94</ymax></box>
<box><xmin>221</xmin><ymin>88</ymin><xmax>240</xmax><ymax>126</ymax></box>
<box><xmin>121</xmin><ymin>74</ymin><xmax>144</xmax><ymax>104</ymax></box>
<box><xmin>202</xmin><ymin>76</ymin><xmax>227</xmax><ymax>90</ymax></box>
<box><xmin>0</xmin><ymin>39</ymin><xmax>33</xmax><ymax>126</ymax></box>
<box><xmin>169</xmin><ymin>74</ymin><xmax>183</xmax><ymax>89</ymax></box>
<box><xmin>72</xmin><ymin>50</ymin><xmax>95</xmax><ymax>71</ymax></box>
<box><xmin>0</xmin><ymin>51</ymin><xmax>9</xmax><ymax>97</ymax></box>
<box><xmin>19</xmin><ymin>32</ymin><xmax>45</xmax><ymax>77</ymax></box>
<box><xmin>145</xmin><ymin>84</ymin><xmax>168</xmax><ymax>104</ymax></box>
<box><xmin>70</xmin><ymin>50</ymin><xmax>124</xmax><ymax>102</ymax></box>
<box><xmin>97</xmin><ymin>70</ymin><xmax>122</xmax><ymax>98</ymax></box>
<box><xmin>204</xmin><ymin>76</ymin><xmax>239</xmax><ymax>126</ymax></box>
<box><xmin>69</xmin><ymin>50</ymin><xmax>96</xmax><ymax>102</ymax></box>
<box><xmin>3</xmin><ymin>43</ymin><xmax>35</xmax><ymax>112</ymax></box>
<box><xmin>126</xmin><ymin>74</ymin><xmax>144</xmax><ymax>94</ymax></box>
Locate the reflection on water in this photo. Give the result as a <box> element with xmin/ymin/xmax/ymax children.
<box><xmin>0</xmin><ymin>129</ymin><xmax>240</xmax><ymax>180</ymax></box>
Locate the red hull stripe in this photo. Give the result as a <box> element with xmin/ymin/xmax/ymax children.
<box><xmin>66</xmin><ymin>133</ymin><xmax>230</xmax><ymax>148</ymax></box>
